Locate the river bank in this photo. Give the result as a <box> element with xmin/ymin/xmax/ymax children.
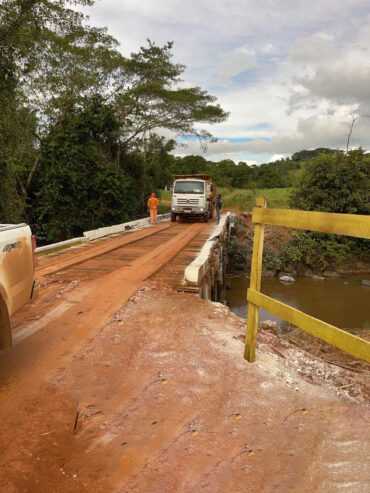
<box><xmin>228</xmin><ymin>212</ymin><xmax>370</xmax><ymax>278</ymax></box>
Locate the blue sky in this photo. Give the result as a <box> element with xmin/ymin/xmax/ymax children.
<box><xmin>84</xmin><ymin>0</ymin><xmax>370</xmax><ymax>163</ymax></box>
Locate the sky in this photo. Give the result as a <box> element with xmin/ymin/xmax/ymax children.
<box><xmin>84</xmin><ymin>0</ymin><xmax>370</xmax><ymax>163</ymax></box>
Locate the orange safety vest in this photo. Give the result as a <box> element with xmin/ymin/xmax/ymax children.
<box><xmin>148</xmin><ymin>197</ymin><xmax>159</xmax><ymax>209</ymax></box>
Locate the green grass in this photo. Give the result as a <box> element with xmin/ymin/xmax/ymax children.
<box><xmin>160</xmin><ymin>190</ymin><xmax>172</xmax><ymax>200</ymax></box>
<box><xmin>158</xmin><ymin>202</ymin><xmax>170</xmax><ymax>214</ymax></box>
<box><xmin>160</xmin><ymin>187</ymin><xmax>292</xmax><ymax>211</ymax></box>
<box><xmin>222</xmin><ymin>188</ymin><xmax>292</xmax><ymax>211</ymax></box>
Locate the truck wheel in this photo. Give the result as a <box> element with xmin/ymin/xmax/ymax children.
<box><xmin>0</xmin><ymin>296</ymin><xmax>12</xmax><ymax>350</ymax></box>
<box><xmin>204</xmin><ymin>213</ymin><xmax>209</xmax><ymax>222</ymax></box>
<box><xmin>171</xmin><ymin>213</ymin><xmax>177</xmax><ymax>222</ymax></box>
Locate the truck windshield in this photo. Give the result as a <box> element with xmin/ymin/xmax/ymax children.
<box><xmin>174</xmin><ymin>181</ymin><xmax>204</xmax><ymax>194</ymax></box>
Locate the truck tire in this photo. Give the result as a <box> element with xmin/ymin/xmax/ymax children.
<box><xmin>0</xmin><ymin>296</ymin><xmax>12</xmax><ymax>350</ymax></box>
<box><xmin>204</xmin><ymin>213</ymin><xmax>209</xmax><ymax>222</ymax></box>
<box><xmin>171</xmin><ymin>213</ymin><xmax>177</xmax><ymax>222</ymax></box>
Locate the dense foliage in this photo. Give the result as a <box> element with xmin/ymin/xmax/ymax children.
<box><xmin>168</xmin><ymin>154</ymin><xmax>303</xmax><ymax>189</ymax></box>
<box><xmin>0</xmin><ymin>0</ymin><xmax>227</xmax><ymax>242</ymax></box>
<box><xmin>284</xmin><ymin>150</ymin><xmax>370</xmax><ymax>272</ymax></box>
<box><xmin>230</xmin><ymin>151</ymin><xmax>370</xmax><ymax>275</ymax></box>
<box><xmin>290</xmin><ymin>149</ymin><xmax>370</xmax><ymax>214</ymax></box>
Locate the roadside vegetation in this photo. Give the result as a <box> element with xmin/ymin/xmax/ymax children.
<box><xmin>229</xmin><ymin>150</ymin><xmax>370</xmax><ymax>276</ymax></box>
<box><xmin>161</xmin><ymin>187</ymin><xmax>292</xmax><ymax>210</ymax></box>
<box><xmin>219</xmin><ymin>187</ymin><xmax>292</xmax><ymax>210</ymax></box>
<box><xmin>0</xmin><ymin>0</ymin><xmax>227</xmax><ymax>243</ymax></box>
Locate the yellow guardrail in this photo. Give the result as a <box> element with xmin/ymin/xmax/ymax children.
<box><xmin>244</xmin><ymin>196</ymin><xmax>370</xmax><ymax>363</ymax></box>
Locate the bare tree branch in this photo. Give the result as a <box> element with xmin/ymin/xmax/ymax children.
<box><xmin>346</xmin><ymin>112</ymin><xmax>370</xmax><ymax>153</ymax></box>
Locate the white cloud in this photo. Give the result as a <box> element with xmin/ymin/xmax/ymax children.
<box><xmin>269</xmin><ymin>154</ymin><xmax>285</xmax><ymax>162</ymax></box>
<box><xmin>290</xmin><ymin>24</ymin><xmax>370</xmax><ymax>107</ymax></box>
<box><xmin>84</xmin><ymin>0</ymin><xmax>370</xmax><ymax>162</ymax></box>
<box><xmin>214</xmin><ymin>49</ymin><xmax>255</xmax><ymax>86</ymax></box>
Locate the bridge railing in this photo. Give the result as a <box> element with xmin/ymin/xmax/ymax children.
<box><xmin>244</xmin><ymin>196</ymin><xmax>370</xmax><ymax>363</ymax></box>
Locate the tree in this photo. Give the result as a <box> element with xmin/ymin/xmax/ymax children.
<box><xmin>143</xmin><ymin>135</ymin><xmax>175</xmax><ymax>189</ymax></box>
<box><xmin>170</xmin><ymin>155</ymin><xmax>210</xmax><ymax>175</ymax></box>
<box><xmin>32</xmin><ymin>97</ymin><xmax>138</xmax><ymax>242</ymax></box>
<box><xmin>0</xmin><ymin>1</ymin><xmax>228</xmax><ymax>237</ymax></box>
<box><xmin>113</xmin><ymin>41</ymin><xmax>228</xmax><ymax>156</ymax></box>
<box><xmin>290</xmin><ymin>149</ymin><xmax>370</xmax><ymax>214</ymax></box>
<box><xmin>346</xmin><ymin>112</ymin><xmax>370</xmax><ymax>153</ymax></box>
<box><xmin>0</xmin><ymin>0</ymin><xmax>121</xmax><ymax>221</ymax></box>
<box><xmin>231</xmin><ymin>162</ymin><xmax>252</xmax><ymax>188</ymax></box>
<box><xmin>291</xmin><ymin>148</ymin><xmax>336</xmax><ymax>162</ymax></box>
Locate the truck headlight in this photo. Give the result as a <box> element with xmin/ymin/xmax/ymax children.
<box><xmin>172</xmin><ymin>207</ymin><xmax>176</xmax><ymax>211</ymax></box>
<box><xmin>200</xmin><ymin>208</ymin><xmax>204</xmax><ymax>211</ymax></box>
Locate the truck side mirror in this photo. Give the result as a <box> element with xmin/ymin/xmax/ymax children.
<box><xmin>210</xmin><ymin>184</ymin><xmax>214</xmax><ymax>192</ymax></box>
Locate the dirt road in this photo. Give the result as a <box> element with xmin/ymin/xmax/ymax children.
<box><xmin>0</xmin><ymin>222</ymin><xmax>369</xmax><ymax>492</ymax></box>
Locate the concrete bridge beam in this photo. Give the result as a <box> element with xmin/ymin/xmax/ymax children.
<box><xmin>185</xmin><ymin>213</ymin><xmax>233</xmax><ymax>303</ymax></box>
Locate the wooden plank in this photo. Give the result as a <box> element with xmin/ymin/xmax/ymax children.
<box><xmin>247</xmin><ymin>288</ymin><xmax>370</xmax><ymax>363</ymax></box>
<box><xmin>37</xmin><ymin>223</ymin><xmax>173</xmax><ymax>277</ymax></box>
<box><xmin>244</xmin><ymin>196</ymin><xmax>266</xmax><ymax>362</ymax></box>
<box><xmin>252</xmin><ymin>208</ymin><xmax>370</xmax><ymax>239</ymax></box>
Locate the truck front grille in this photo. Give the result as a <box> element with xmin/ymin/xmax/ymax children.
<box><xmin>177</xmin><ymin>198</ymin><xmax>199</xmax><ymax>205</ymax></box>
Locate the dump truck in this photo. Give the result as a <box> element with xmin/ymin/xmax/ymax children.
<box><xmin>170</xmin><ymin>174</ymin><xmax>216</xmax><ymax>222</ymax></box>
<box><xmin>0</xmin><ymin>224</ymin><xmax>38</xmax><ymax>349</ymax></box>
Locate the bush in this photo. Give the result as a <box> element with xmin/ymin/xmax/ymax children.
<box><xmin>286</xmin><ymin>149</ymin><xmax>370</xmax><ymax>272</ymax></box>
<box><xmin>263</xmin><ymin>244</ymin><xmax>283</xmax><ymax>272</ymax></box>
<box><xmin>290</xmin><ymin>149</ymin><xmax>370</xmax><ymax>214</ymax></box>
<box><xmin>228</xmin><ymin>239</ymin><xmax>248</xmax><ymax>271</ymax></box>
<box><xmin>279</xmin><ymin>233</ymin><xmax>353</xmax><ymax>272</ymax></box>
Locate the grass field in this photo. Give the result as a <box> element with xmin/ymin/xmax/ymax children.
<box><xmin>160</xmin><ymin>187</ymin><xmax>292</xmax><ymax>211</ymax></box>
<box><xmin>219</xmin><ymin>187</ymin><xmax>292</xmax><ymax>210</ymax></box>
<box><xmin>160</xmin><ymin>190</ymin><xmax>172</xmax><ymax>201</ymax></box>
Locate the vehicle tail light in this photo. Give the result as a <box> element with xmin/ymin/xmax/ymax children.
<box><xmin>31</xmin><ymin>234</ymin><xmax>38</xmax><ymax>271</ymax></box>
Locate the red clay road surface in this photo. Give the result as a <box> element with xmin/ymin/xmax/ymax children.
<box><xmin>0</xmin><ymin>222</ymin><xmax>369</xmax><ymax>492</ymax></box>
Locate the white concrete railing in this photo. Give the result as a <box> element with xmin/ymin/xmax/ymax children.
<box><xmin>35</xmin><ymin>213</ymin><xmax>171</xmax><ymax>254</ymax></box>
<box><xmin>184</xmin><ymin>212</ymin><xmax>231</xmax><ymax>285</ymax></box>
<box><xmin>83</xmin><ymin>213</ymin><xmax>170</xmax><ymax>241</ymax></box>
<box><xmin>35</xmin><ymin>236</ymin><xmax>86</xmax><ymax>253</ymax></box>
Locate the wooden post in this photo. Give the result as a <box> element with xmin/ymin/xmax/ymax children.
<box><xmin>244</xmin><ymin>196</ymin><xmax>267</xmax><ymax>362</ymax></box>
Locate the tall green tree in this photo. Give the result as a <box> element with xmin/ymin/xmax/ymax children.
<box><xmin>32</xmin><ymin>97</ymin><xmax>137</xmax><ymax>242</ymax></box>
<box><xmin>0</xmin><ymin>1</ymin><xmax>228</xmax><ymax>239</ymax></box>
<box><xmin>0</xmin><ymin>0</ymin><xmax>121</xmax><ymax>221</ymax></box>
<box><xmin>113</xmin><ymin>41</ymin><xmax>228</xmax><ymax>157</ymax></box>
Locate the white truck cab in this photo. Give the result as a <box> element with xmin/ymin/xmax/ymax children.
<box><xmin>170</xmin><ymin>174</ymin><xmax>216</xmax><ymax>222</ymax></box>
<box><xmin>0</xmin><ymin>224</ymin><xmax>38</xmax><ymax>349</ymax></box>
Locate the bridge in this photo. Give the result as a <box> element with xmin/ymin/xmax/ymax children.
<box><xmin>36</xmin><ymin>213</ymin><xmax>233</xmax><ymax>302</ymax></box>
<box><xmin>1</xmin><ymin>212</ymin><xmax>369</xmax><ymax>492</ymax></box>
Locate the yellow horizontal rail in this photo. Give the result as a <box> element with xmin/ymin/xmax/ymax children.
<box><xmin>247</xmin><ymin>288</ymin><xmax>370</xmax><ymax>362</ymax></box>
<box><xmin>252</xmin><ymin>207</ymin><xmax>370</xmax><ymax>239</ymax></box>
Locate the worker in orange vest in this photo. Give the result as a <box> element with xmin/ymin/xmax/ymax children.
<box><xmin>147</xmin><ymin>192</ymin><xmax>160</xmax><ymax>224</ymax></box>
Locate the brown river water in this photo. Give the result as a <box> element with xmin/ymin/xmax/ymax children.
<box><xmin>226</xmin><ymin>275</ymin><xmax>370</xmax><ymax>329</ymax></box>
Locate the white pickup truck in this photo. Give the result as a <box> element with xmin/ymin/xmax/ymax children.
<box><xmin>0</xmin><ymin>224</ymin><xmax>38</xmax><ymax>349</ymax></box>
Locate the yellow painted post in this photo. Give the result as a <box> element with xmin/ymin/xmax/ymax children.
<box><xmin>244</xmin><ymin>196</ymin><xmax>266</xmax><ymax>362</ymax></box>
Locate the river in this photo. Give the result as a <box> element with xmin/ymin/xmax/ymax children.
<box><xmin>226</xmin><ymin>275</ymin><xmax>370</xmax><ymax>329</ymax></box>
